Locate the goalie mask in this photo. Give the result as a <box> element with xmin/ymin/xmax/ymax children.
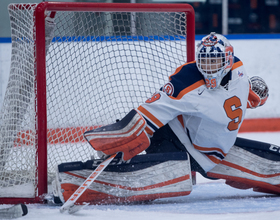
<box><xmin>196</xmin><ymin>32</ymin><xmax>234</xmax><ymax>90</ymax></box>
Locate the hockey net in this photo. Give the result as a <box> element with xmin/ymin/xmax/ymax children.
<box><xmin>0</xmin><ymin>2</ymin><xmax>195</xmax><ymax>203</ymax></box>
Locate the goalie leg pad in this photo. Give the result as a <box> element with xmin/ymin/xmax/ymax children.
<box><xmin>53</xmin><ymin>152</ymin><xmax>192</xmax><ymax>205</ymax></box>
<box><xmin>207</xmin><ymin>138</ymin><xmax>280</xmax><ymax>194</ymax></box>
<box><xmin>84</xmin><ymin>109</ymin><xmax>150</xmax><ymax>161</ymax></box>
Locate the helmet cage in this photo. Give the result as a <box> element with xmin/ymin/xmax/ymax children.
<box><xmin>196</xmin><ymin>33</ymin><xmax>234</xmax><ymax>90</ymax></box>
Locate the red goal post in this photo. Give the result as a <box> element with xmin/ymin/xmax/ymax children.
<box><xmin>1</xmin><ymin>2</ymin><xmax>195</xmax><ymax>204</ymax></box>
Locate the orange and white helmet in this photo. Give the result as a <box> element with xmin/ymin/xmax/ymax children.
<box><xmin>196</xmin><ymin>32</ymin><xmax>234</xmax><ymax>90</ymax></box>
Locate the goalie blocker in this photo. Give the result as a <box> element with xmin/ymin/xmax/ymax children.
<box><xmin>84</xmin><ymin>109</ymin><xmax>150</xmax><ymax>161</ymax></box>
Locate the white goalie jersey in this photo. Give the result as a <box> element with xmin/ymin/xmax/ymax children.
<box><xmin>137</xmin><ymin>57</ymin><xmax>250</xmax><ymax>172</ymax></box>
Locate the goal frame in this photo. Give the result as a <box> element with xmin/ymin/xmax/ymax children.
<box><xmin>4</xmin><ymin>2</ymin><xmax>195</xmax><ymax>204</ymax></box>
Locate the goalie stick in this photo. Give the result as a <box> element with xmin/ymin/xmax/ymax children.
<box><xmin>60</xmin><ymin>153</ymin><xmax>117</xmax><ymax>214</ymax></box>
<box><xmin>0</xmin><ymin>204</ymin><xmax>28</xmax><ymax>219</ymax></box>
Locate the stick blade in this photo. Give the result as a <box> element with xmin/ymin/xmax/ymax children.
<box><xmin>68</xmin><ymin>203</ymin><xmax>89</xmax><ymax>214</ymax></box>
<box><xmin>20</xmin><ymin>204</ymin><xmax>28</xmax><ymax>216</ymax></box>
<box><xmin>60</xmin><ymin>202</ymin><xmax>74</xmax><ymax>214</ymax></box>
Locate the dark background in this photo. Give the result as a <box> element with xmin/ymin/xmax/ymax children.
<box><xmin>90</xmin><ymin>0</ymin><xmax>280</xmax><ymax>34</ymax></box>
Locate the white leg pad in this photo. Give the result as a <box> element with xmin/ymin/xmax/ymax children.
<box><xmin>53</xmin><ymin>153</ymin><xmax>193</xmax><ymax>204</ymax></box>
<box><xmin>207</xmin><ymin>145</ymin><xmax>280</xmax><ymax>194</ymax></box>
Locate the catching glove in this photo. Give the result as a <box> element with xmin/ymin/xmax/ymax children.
<box><xmin>247</xmin><ymin>76</ymin><xmax>269</xmax><ymax>108</ymax></box>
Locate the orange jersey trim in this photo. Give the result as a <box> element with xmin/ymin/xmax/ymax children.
<box><xmin>177</xmin><ymin>115</ymin><xmax>184</xmax><ymax>128</ymax></box>
<box><xmin>193</xmin><ymin>144</ymin><xmax>227</xmax><ymax>158</ymax></box>
<box><xmin>231</xmin><ymin>60</ymin><xmax>243</xmax><ymax>71</ymax></box>
<box><xmin>170</xmin><ymin>79</ymin><xmax>205</xmax><ymax>100</ymax></box>
<box><xmin>205</xmin><ymin>154</ymin><xmax>222</xmax><ymax>164</ymax></box>
<box><xmin>137</xmin><ymin>105</ymin><xmax>164</xmax><ymax>128</ymax></box>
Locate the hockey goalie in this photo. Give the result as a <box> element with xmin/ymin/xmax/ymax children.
<box><xmin>52</xmin><ymin>32</ymin><xmax>277</xmax><ymax>205</ymax></box>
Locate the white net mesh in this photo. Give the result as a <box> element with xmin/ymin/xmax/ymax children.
<box><xmin>0</xmin><ymin>4</ymin><xmax>37</xmax><ymax>197</ymax></box>
<box><xmin>1</xmin><ymin>3</ymin><xmax>189</xmax><ymax>199</ymax></box>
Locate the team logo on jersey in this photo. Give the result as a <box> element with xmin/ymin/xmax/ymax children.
<box><xmin>238</xmin><ymin>71</ymin><xmax>244</xmax><ymax>77</ymax></box>
<box><xmin>162</xmin><ymin>82</ymin><xmax>174</xmax><ymax>96</ymax></box>
<box><xmin>146</xmin><ymin>93</ymin><xmax>161</xmax><ymax>103</ymax></box>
